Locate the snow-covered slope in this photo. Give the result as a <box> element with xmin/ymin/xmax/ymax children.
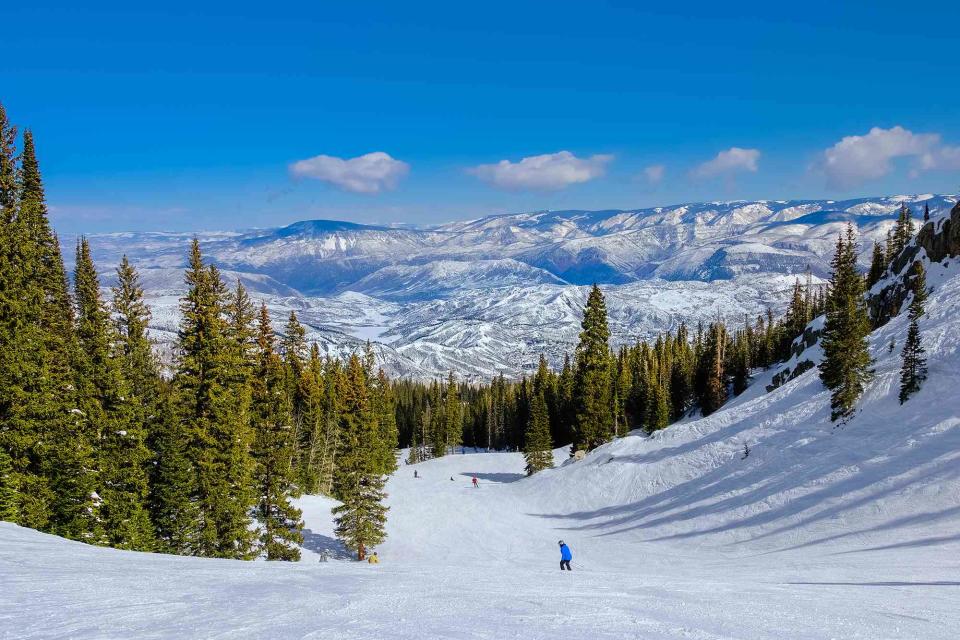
<box><xmin>73</xmin><ymin>195</ymin><xmax>954</xmax><ymax>379</ymax></box>
<box><xmin>3</xmin><ymin>250</ymin><xmax>960</xmax><ymax>638</ymax></box>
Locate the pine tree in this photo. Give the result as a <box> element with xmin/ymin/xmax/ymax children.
<box><xmin>316</xmin><ymin>357</ymin><xmax>343</xmax><ymax>495</ymax></box>
<box><xmin>867</xmin><ymin>241</ymin><xmax>886</xmax><ymax>288</ymax></box>
<box><xmin>899</xmin><ymin>262</ymin><xmax>928</xmax><ymax>404</ymax></box>
<box><xmin>889</xmin><ymin>203</ymin><xmax>913</xmax><ymax>258</ymax></box>
<box><xmin>146</xmin><ymin>390</ymin><xmax>199</xmax><ymax>554</ymax></box>
<box><xmin>19</xmin><ymin>130</ymin><xmax>100</xmax><ymax>541</ymax></box>
<box><xmin>251</xmin><ymin>304</ymin><xmax>304</xmax><ymax>561</ymax></box>
<box><xmin>698</xmin><ymin>322</ymin><xmax>728</xmax><ymax>416</ymax></box>
<box><xmin>442</xmin><ymin>372</ymin><xmax>462</xmax><ymax>454</ymax></box>
<box><xmin>819</xmin><ymin>225</ymin><xmax>873</xmax><ymax>422</ymax></box>
<box><xmin>646</xmin><ymin>355</ymin><xmax>671</xmax><ymax>430</ymax></box>
<box><xmin>523</xmin><ymin>392</ymin><xmax>553</xmax><ymax>475</ymax></box>
<box><xmin>923</xmin><ymin>202</ymin><xmax>930</xmax><ymax>223</ymax></box>
<box><xmin>0</xmin><ymin>449</ymin><xmax>17</xmax><ymax>522</ymax></box>
<box><xmin>281</xmin><ymin>312</ymin><xmax>311</xmax><ymax>483</ymax></box>
<box><xmin>670</xmin><ymin>324</ymin><xmax>694</xmax><ymax>419</ymax></box>
<box><xmin>884</xmin><ymin>228</ymin><xmax>896</xmax><ymax>264</ymax></box>
<box><xmin>572</xmin><ymin>285</ymin><xmax>613</xmax><ymax>451</ymax></box>
<box><xmin>0</xmin><ymin>102</ymin><xmax>34</xmax><ymax>527</ymax></box>
<box><xmin>75</xmin><ymin>239</ymin><xmax>154</xmax><ymax>550</ymax></box>
<box><xmin>332</xmin><ymin>354</ymin><xmax>388</xmax><ymax>560</ymax></box>
<box><xmin>175</xmin><ymin>241</ymin><xmax>256</xmax><ymax>558</ymax></box>
<box><xmin>555</xmin><ymin>354</ymin><xmax>576</xmax><ymax>446</ymax></box>
<box><xmin>296</xmin><ymin>343</ymin><xmax>327</xmax><ymax>493</ymax></box>
<box><xmin>369</xmin><ymin>367</ymin><xmax>399</xmax><ymax>475</ymax></box>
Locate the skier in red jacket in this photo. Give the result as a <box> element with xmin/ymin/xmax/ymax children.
<box><xmin>472</xmin><ymin>476</ymin><xmax>479</xmax><ymax>488</ymax></box>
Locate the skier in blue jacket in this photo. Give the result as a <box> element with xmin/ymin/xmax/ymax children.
<box><xmin>558</xmin><ymin>540</ymin><xmax>572</xmax><ymax>571</ymax></box>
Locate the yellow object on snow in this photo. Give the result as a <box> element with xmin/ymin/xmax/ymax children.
<box><xmin>367</xmin><ymin>554</ymin><xmax>379</xmax><ymax>564</ymax></box>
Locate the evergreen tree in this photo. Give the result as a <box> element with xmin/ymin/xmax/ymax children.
<box><xmin>555</xmin><ymin>355</ymin><xmax>576</xmax><ymax>446</ymax></box>
<box><xmin>670</xmin><ymin>324</ymin><xmax>694</xmax><ymax>419</ymax></box>
<box><xmin>923</xmin><ymin>202</ymin><xmax>930</xmax><ymax>223</ymax></box>
<box><xmin>174</xmin><ymin>241</ymin><xmax>256</xmax><ymax>558</ymax></box>
<box><xmin>20</xmin><ymin>131</ymin><xmax>99</xmax><ymax>541</ymax></box>
<box><xmin>75</xmin><ymin>239</ymin><xmax>153</xmax><ymax>549</ymax></box>
<box><xmin>0</xmin><ymin>102</ymin><xmax>35</xmax><ymax>527</ymax></box>
<box><xmin>442</xmin><ymin>372</ymin><xmax>462</xmax><ymax>454</ymax></box>
<box><xmin>146</xmin><ymin>391</ymin><xmax>199</xmax><ymax>554</ymax></box>
<box><xmin>332</xmin><ymin>354</ymin><xmax>388</xmax><ymax>560</ymax></box>
<box><xmin>112</xmin><ymin>256</ymin><xmax>161</xmax><ymax>400</ymax></box>
<box><xmin>0</xmin><ymin>449</ymin><xmax>17</xmax><ymax>522</ymax></box>
<box><xmin>369</xmin><ymin>367</ymin><xmax>399</xmax><ymax>475</ymax></box>
<box><xmin>819</xmin><ymin>225</ymin><xmax>873</xmax><ymax>422</ymax></box>
<box><xmin>730</xmin><ymin>326</ymin><xmax>752</xmax><ymax>396</ymax></box>
<box><xmin>899</xmin><ymin>262</ymin><xmax>928</xmax><ymax>404</ymax></box>
<box><xmin>698</xmin><ymin>322</ymin><xmax>728</xmax><ymax>416</ymax></box>
<box><xmin>523</xmin><ymin>392</ymin><xmax>553</xmax><ymax>475</ymax></box>
<box><xmin>281</xmin><ymin>312</ymin><xmax>311</xmax><ymax>483</ymax></box>
<box><xmin>866</xmin><ymin>241</ymin><xmax>886</xmax><ymax>288</ymax></box>
<box><xmin>890</xmin><ymin>203</ymin><xmax>913</xmax><ymax>258</ymax></box>
<box><xmin>296</xmin><ymin>343</ymin><xmax>327</xmax><ymax>493</ymax></box>
<box><xmin>251</xmin><ymin>304</ymin><xmax>304</xmax><ymax>561</ymax></box>
<box><xmin>572</xmin><ymin>285</ymin><xmax>613</xmax><ymax>451</ymax></box>
<box><xmin>316</xmin><ymin>357</ymin><xmax>343</xmax><ymax>495</ymax></box>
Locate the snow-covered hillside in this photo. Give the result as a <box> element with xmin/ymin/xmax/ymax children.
<box><xmin>4</xmin><ymin>237</ymin><xmax>960</xmax><ymax>639</ymax></box>
<box><xmin>73</xmin><ymin>195</ymin><xmax>954</xmax><ymax>379</ymax></box>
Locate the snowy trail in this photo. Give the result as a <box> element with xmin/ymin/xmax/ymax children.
<box><xmin>5</xmin><ymin>261</ymin><xmax>960</xmax><ymax>638</ymax></box>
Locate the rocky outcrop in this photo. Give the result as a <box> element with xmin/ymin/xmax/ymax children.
<box><xmin>869</xmin><ymin>200</ymin><xmax>960</xmax><ymax>327</ymax></box>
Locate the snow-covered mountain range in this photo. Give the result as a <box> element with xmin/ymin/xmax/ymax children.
<box><xmin>78</xmin><ymin>194</ymin><xmax>956</xmax><ymax>379</ymax></box>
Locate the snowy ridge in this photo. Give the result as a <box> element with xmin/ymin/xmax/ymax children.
<box><xmin>73</xmin><ymin>194</ymin><xmax>954</xmax><ymax>380</ymax></box>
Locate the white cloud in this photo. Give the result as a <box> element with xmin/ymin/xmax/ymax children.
<box><xmin>289</xmin><ymin>151</ymin><xmax>410</xmax><ymax>194</ymax></box>
<box><xmin>468</xmin><ymin>151</ymin><xmax>612</xmax><ymax>191</ymax></box>
<box><xmin>643</xmin><ymin>164</ymin><xmax>665</xmax><ymax>184</ymax></box>
<box><xmin>692</xmin><ymin>147</ymin><xmax>760</xmax><ymax>179</ymax></box>
<box><xmin>818</xmin><ymin>126</ymin><xmax>944</xmax><ymax>189</ymax></box>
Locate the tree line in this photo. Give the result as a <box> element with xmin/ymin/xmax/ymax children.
<box><xmin>0</xmin><ymin>104</ymin><xmax>395</xmax><ymax>560</ymax></box>
<box><xmin>394</xmin><ymin>275</ymin><xmax>828</xmax><ymax>475</ymax></box>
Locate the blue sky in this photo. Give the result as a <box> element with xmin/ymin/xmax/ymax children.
<box><xmin>2</xmin><ymin>0</ymin><xmax>959</xmax><ymax>233</ymax></box>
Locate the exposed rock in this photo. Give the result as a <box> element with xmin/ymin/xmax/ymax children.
<box><xmin>869</xmin><ymin>200</ymin><xmax>960</xmax><ymax>327</ymax></box>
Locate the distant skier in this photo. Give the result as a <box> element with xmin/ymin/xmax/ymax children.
<box><xmin>414</xmin><ymin>470</ymin><xmax>418</xmax><ymax>478</ymax></box>
<box><xmin>368</xmin><ymin>552</ymin><xmax>379</xmax><ymax>564</ymax></box>
<box><xmin>318</xmin><ymin>550</ymin><xmax>329</xmax><ymax>563</ymax></box>
<box><xmin>558</xmin><ymin>540</ymin><xmax>572</xmax><ymax>571</ymax></box>
<box><xmin>472</xmin><ymin>476</ymin><xmax>479</xmax><ymax>488</ymax></box>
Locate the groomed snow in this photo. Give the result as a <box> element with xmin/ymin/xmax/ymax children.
<box><xmin>4</xmin><ymin>262</ymin><xmax>960</xmax><ymax>639</ymax></box>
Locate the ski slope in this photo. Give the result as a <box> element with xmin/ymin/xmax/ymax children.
<box><xmin>4</xmin><ymin>267</ymin><xmax>960</xmax><ymax>638</ymax></box>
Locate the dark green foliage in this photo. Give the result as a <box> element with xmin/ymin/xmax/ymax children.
<box><xmin>698</xmin><ymin>323</ymin><xmax>728</xmax><ymax>416</ymax></box>
<box><xmin>819</xmin><ymin>225</ymin><xmax>873</xmax><ymax>422</ymax></box>
<box><xmin>294</xmin><ymin>344</ymin><xmax>326</xmax><ymax>493</ymax></box>
<box><xmin>369</xmin><ymin>367</ymin><xmax>399</xmax><ymax>475</ymax></box>
<box><xmin>75</xmin><ymin>239</ymin><xmax>154</xmax><ymax>550</ymax></box>
<box><xmin>251</xmin><ymin>305</ymin><xmax>304</xmax><ymax>561</ymax></box>
<box><xmin>572</xmin><ymin>285</ymin><xmax>613</xmax><ymax>451</ymax></box>
<box><xmin>899</xmin><ymin>262</ymin><xmax>928</xmax><ymax>404</ymax></box>
<box><xmin>867</xmin><ymin>241</ymin><xmax>886</xmax><ymax>288</ymax></box>
<box><xmin>0</xmin><ymin>449</ymin><xmax>17</xmax><ymax>522</ymax></box>
<box><xmin>146</xmin><ymin>391</ymin><xmax>199</xmax><ymax>554</ymax></box>
<box><xmin>888</xmin><ymin>203</ymin><xmax>914</xmax><ymax>259</ymax></box>
<box><xmin>524</xmin><ymin>392</ymin><xmax>553</xmax><ymax>475</ymax></box>
<box><xmin>20</xmin><ymin>131</ymin><xmax>100</xmax><ymax>541</ymax></box>
<box><xmin>332</xmin><ymin>354</ymin><xmax>388</xmax><ymax>560</ymax></box>
<box><xmin>174</xmin><ymin>241</ymin><xmax>256</xmax><ymax>558</ymax></box>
